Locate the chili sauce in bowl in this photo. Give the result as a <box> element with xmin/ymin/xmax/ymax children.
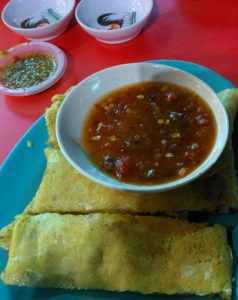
<box><xmin>56</xmin><ymin>63</ymin><xmax>229</xmax><ymax>193</ymax></box>
<box><xmin>82</xmin><ymin>82</ymin><xmax>217</xmax><ymax>185</ymax></box>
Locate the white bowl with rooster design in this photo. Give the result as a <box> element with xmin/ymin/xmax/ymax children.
<box><xmin>75</xmin><ymin>0</ymin><xmax>153</xmax><ymax>44</ymax></box>
<box><xmin>2</xmin><ymin>0</ymin><xmax>75</xmax><ymax>41</ymax></box>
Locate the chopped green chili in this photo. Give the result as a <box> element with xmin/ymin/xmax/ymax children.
<box><xmin>0</xmin><ymin>54</ymin><xmax>57</xmax><ymax>89</ymax></box>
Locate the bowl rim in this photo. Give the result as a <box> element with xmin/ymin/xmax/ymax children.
<box><xmin>1</xmin><ymin>0</ymin><xmax>76</xmax><ymax>32</ymax></box>
<box><xmin>56</xmin><ymin>62</ymin><xmax>229</xmax><ymax>193</ymax></box>
<box><xmin>75</xmin><ymin>0</ymin><xmax>153</xmax><ymax>34</ymax></box>
<box><xmin>0</xmin><ymin>41</ymin><xmax>67</xmax><ymax>96</ymax></box>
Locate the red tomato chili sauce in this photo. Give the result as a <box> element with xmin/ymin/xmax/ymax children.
<box><xmin>82</xmin><ymin>82</ymin><xmax>217</xmax><ymax>185</ymax></box>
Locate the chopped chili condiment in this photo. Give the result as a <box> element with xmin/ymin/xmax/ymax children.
<box><xmin>0</xmin><ymin>53</ymin><xmax>57</xmax><ymax>89</ymax></box>
<box><xmin>82</xmin><ymin>82</ymin><xmax>217</xmax><ymax>185</ymax></box>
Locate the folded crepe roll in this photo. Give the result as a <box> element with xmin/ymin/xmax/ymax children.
<box><xmin>0</xmin><ymin>223</ymin><xmax>14</xmax><ymax>250</ymax></box>
<box><xmin>45</xmin><ymin>87</ymin><xmax>73</xmax><ymax>147</ymax></box>
<box><xmin>25</xmin><ymin>89</ymin><xmax>238</xmax><ymax>215</ymax></box>
<box><xmin>25</xmin><ymin>146</ymin><xmax>238</xmax><ymax>214</ymax></box>
<box><xmin>206</xmin><ymin>88</ymin><xmax>238</xmax><ymax>177</ymax></box>
<box><xmin>1</xmin><ymin>213</ymin><xmax>232</xmax><ymax>299</ymax></box>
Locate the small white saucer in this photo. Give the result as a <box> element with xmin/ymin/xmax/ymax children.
<box><xmin>0</xmin><ymin>42</ymin><xmax>67</xmax><ymax>96</ymax></box>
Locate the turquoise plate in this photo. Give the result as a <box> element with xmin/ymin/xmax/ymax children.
<box><xmin>0</xmin><ymin>60</ymin><xmax>237</xmax><ymax>300</ymax></box>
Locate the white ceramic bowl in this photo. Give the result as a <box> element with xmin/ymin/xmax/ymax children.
<box><xmin>75</xmin><ymin>0</ymin><xmax>153</xmax><ymax>44</ymax></box>
<box><xmin>56</xmin><ymin>63</ymin><xmax>229</xmax><ymax>193</ymax></box>
<box><xmin>2</xmin><ymin>0</ymin><xmax>75</xmax><ymax>41</ymax></box>
<box><xmin>0</xmin><ymin>42</ymin><xmax>67</xmax><ymax>96</ymax></box>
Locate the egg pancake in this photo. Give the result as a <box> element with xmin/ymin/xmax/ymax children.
<box><xmin>25</xmin><ymin>89</ymin><xmax>238</xmax><ymax>214</ymax></box>
<box><xmin>0</xmin><ymin>213</ymin><xmax>232</xmax><ymax>299</ymax></box>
